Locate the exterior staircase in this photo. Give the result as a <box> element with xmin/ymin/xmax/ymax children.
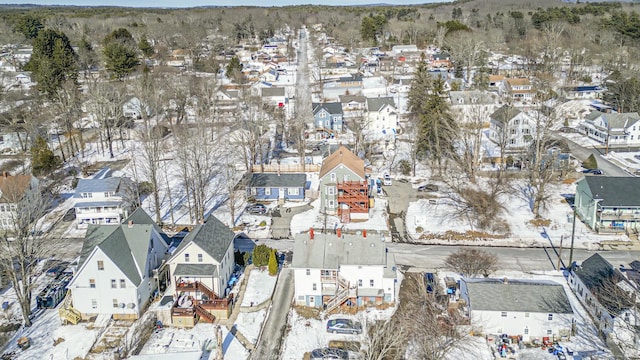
<box><xmin>325</xmin><ymin>275</ymin><xmax>351</xmax><ymax>313</ymax></box>
<box><xmin>195</xmin><ymin>281</ymin><xmax>217</xmax><ymax>300</ymax></box>
<box><xmin>194</xmin><ymin>304</ymin><xmax>216</xmax><ymax>323</ymax></box>
<box><xmin>58</xmin><ymin>290</ymin><xmax>81</xmax><ymax>325</ymax></box>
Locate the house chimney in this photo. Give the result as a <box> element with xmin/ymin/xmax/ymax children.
<box><xmin>503</xmin><ymin>277</ymin><xmax>509</xmax><ymax>284</ymax></box>
<box><xmin>128</xmin><ymin>220</ymin><xmax>133</xmax><ymax>228</ymax></box>
<box><xmin>363</xmin><ymin>229</ymin><xmax>367</xmax><ymax>238</ymax></box>
<box><xmin>309</xmin><ymin>228</ymin><xmax>314</xmax><ymax>240</ymax></box>
<box><xmin>337</xmin><ymin>228</ymin><xmax>341</xmax><ymax>238</ymax></box>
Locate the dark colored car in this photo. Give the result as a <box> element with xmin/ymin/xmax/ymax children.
<box><xmin>326</xmin><ymin>319</ymin><xmax>363</xmax><ymax>335</ymax></box>
<box><xmin>424</xmin><ymin>272</ymin><xmax>435</xmax><ymax>294</ymax></box>
<box><xmin>310</xmin><ymin>347</ymin><xmax>349</xmax><ymax>359</ymax></box>
<box><xmin>418</xmin><ymin>184</ymin><xmax>439</xmax><ymax>192</ymax></box>
<box><xmin>582</xmin><ymin>168</ymin><xmax>603</xmax><ymax>175</ymax></box>
<box><xmin>245</xmin><ymin>204</ymin><xmax>267</xmax><ymax>214</ymax></box>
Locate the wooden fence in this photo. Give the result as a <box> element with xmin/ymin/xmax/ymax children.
<box><xmin>251</xmin><ymin>164</ymin><xmax>321</xmax><ymax>173</ymax></box>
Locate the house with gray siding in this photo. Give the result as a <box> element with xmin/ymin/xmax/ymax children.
<box><xmin>246</xmin><ymin>173</ymin><xmax>306</xmax><ymax>201</ymax></box>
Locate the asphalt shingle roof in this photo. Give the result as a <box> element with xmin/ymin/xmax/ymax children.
<box><xmin>581</xmin><ymin>176</ymin><xmax>640</xmax><ymax>207</ymax></box>
<box><xmin>319</xmin><ymin>145</ymin><xmax>365</xmax><ymax>180</ymax></box>
<box><xmin>173</xmin><ymin>214</ymin><xmax>234</xmax><ymax>263</ymax></box>
<box><xmin>465</xmin><ymin>279</ymin><xmax>573</xmax><ymax>314</ymax></box>
<box><xmin>313</xmin><ymin>102</ymin><xmax>343</xmax><ymax>116</ymax></box>
<box><xmin>74</xmin><ymin>177</ymin><xmax>121</xmax><ymax>196</ymax></box>
<box><xmin>366</xmin><ymin>97</ymin><xmax>396</xmax><ymax>112</ymax></box>
<box><xmin>174</xmin><ymin>263</ymin><xmax>217</xmax><ymax>277</ymax></box>
<box><xmin>247</xmin><ymin>173</ymin><xmax>306</xmax><ymax>188</ymax></box>
<box><xmin>574</xmin><ymin>253</ymin><xmax>616</xmax><ymax>290</ymax></box>
<box><xmin>490</xmin><ymin>105</ymin><xmax>522</xmax><ymax>124</ymax></box>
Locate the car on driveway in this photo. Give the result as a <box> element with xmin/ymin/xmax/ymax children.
<box><xmin>310</xmin><ymin>347</ymin><xmax>349</xmax><ymax>359</ymax></box>
<box><xmin>326</xmin><ymin>319</ymin><xmax>363</xmax><ymax>335</ymax></box>
<box><xmin>245</xmin><ymin>204</ymin><xmax>267</xmax><ymax>214</ymax></box>
<box><xmin>582</xmin><ymin>168</ymin><xmax>603</xmax><ymax>175</ymax></box>
<box><xmin>417</xmin><ymin>184</ymin><xmax>439</xmax><ymax>192</ymax></box>
<box><xmin>382</xmin><ymin>174</ymin><xmax>392</xmax><ymax>186</ymax></box>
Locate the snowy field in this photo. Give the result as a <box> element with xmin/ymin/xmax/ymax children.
<box><xmin>235</xmin><ymin>310</ymin><xmax>266</xmax><ymax>344</ymax></box>
<box><xmin>240</xmin><ymin>269</ymin><xmax>277</xmax><ymax>307</ymax></box>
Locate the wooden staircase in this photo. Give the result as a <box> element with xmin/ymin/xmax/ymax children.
<box><xmin>194</xmin><ymin>304</ymin><xmax>216</xmax><ymax>323</ymax></box>
<box><xmin>195</xmin><ymin>281</ymin><xmax>217</xmax><ymax>300</ymax></box>
<box><xmin>58</xmin><ymin>290</ymin><xmax>81</xmax><ymax>325</ymax></box>
<box><xmin>325</xmin><ymin>275</ymin><xmax>351</xmax><ymax>313</ymax></box>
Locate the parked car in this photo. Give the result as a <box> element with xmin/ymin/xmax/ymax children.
<box><xmin>245</xmin><ymin>204</ymin><xmax>267</xmax><ymax>214</ymax></box>
<box><xmin>310</xmin><ymin>347</ymin><xmax>349</xmax><ymax>359</ymax></box>
<box><xmin>382</xmin><ymin>174</ymin><xmax>392</xmax><ymax>186</ymax></box>
<box><xmin>582</xmin><ymin>168</ymin><xmax>603</xmax><ymax>175</ymax></box>
<box><xmin>326</xmin><ymin>319</ymin><xmax>363</xmax><ymax>335</ymax></box>
<box><xmin>417</xmin><ymin>184</ymin><xmax>439</xmax><ymax>192</ymax></box>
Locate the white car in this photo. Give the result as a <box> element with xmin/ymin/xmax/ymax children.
<box><xmin>383</xmin><ymin>174</ymin><xmax>392</xmax><ymax>186</ymax></box>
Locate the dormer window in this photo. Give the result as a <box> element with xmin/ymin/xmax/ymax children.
<box><xmin>82</xmin><ymin>193</ymin><xmax>93</xmax><ymax>199</ymax></box>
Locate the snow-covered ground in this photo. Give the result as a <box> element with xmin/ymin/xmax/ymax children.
<box><xmin>240</xmin><ymin>269</ymin><xmax>277</xmax><ymax>307</ymax></box>
<box><xmin>235</xmin><ymin>310</ymin><xmax>266</xmax><ymax>344</ymax></box>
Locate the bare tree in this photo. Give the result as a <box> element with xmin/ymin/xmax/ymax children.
<box><xmin>444</xmin><ymin>248</ymin><xmax>498</xmax><ymax>278</ymax></box>
<box><xmin>451</xmin><ymin>104</ymin><xmax>491</xmax><ymax>183</ymax></box>
<box><xmin>0</xmin><ymin>180</ymin><xmax>58</xmax><ymax>327</ymax></box>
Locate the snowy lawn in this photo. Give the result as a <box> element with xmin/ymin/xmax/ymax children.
<box><xmin>138</xmin><ymin>322</ymin><xmax>217</xmax><ymax>356</ymax></box>
<box><xmin>235</xmin><ymin>309</ymin><xmax>266</xmax><ymax>344</ymax></box>
<box><xmin>240</xmin><ymin>269</ymin><xmax>277</xmax><ymax>307</ymax></box>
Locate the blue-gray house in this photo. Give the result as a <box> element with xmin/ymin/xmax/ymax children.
<box><xmin>312</xmin><ymin>102</ymin><xmax>344</xmax><ymax>133</ymax></box>
<box><xmin>247</xmin><ymin>173</ymin><xmax>307</xmax><ymax>201</ymax></box>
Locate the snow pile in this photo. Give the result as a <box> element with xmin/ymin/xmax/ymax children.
<box><xmin>235</xmin><ymin>310</ymin><xmax>266</xmax><ymax>343</ymax></box>
<box><xmin>240</xmin><ymin>269</ymin><xmax>277</xmax><ymax>307</ymax></box>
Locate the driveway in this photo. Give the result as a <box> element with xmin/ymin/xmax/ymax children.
<box><xmin>562</xmin><ymin>137</ymin><xmax>630</xmax><ymax>177</ymax></box>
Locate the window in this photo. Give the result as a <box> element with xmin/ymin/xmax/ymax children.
<box><xmin>120</xmin><ymin>279</ymin><xmax>126</xmax><ymax>288</ymax></box>
<box><xmin>547</xmin><ymin>330</ymin><xmax>553</xmax><ymax>335</ymax></box>
<box><xmin>306</xmin><ymin>269</ymin><xmax>310</xmax><ymax>276</ymax></box>
<box><xmin>198</xmin><ymin>254</ymin><xmax>203</xmax><ymax>262</ymax></box>
<box><xmin>89</xmin><ymin>279</ymin><xmax>96</xmax><ymax>288</ymax></box>
<box><xmin>184</xmin><ymin>253</ymin><xmax>190</xmax><ymax>262</ymax></box>
<box><xmin>327</xmin><ymin>186</ymin><xmax>335</xmax><ymax>196</ymax></box>
<box><xmin>509</xmin><ymin>139</ymin><xmax>516</xmax><ymax>145</ymax></box>
<box><xmin>312</xmin><ymin>283</ymin><xmax>317</xmax><ymax>291</ymax></box>
<box><xmin>358</xmin><ymin>279</ymin><xmax>363</xmax><ymax>287</ymax></box>
<box><xmin>327</xmin><ymin>200</ymin><xmax>335</xmax><ymax>208</ymax></box>
<box><xmin>330</xmin><ymin>173</ymin><xmax>336</xmax><ymax>181</ymax></box>
<box><xmin>251</xmin><ymin>188</ymin><xmax>257</xmax><ymax>195</ymax></box>
<box><xmin>510</xmin><ymin>128</ymin><xmax>517</xmax><ymax>134</ymax></box>
<box><xmin>97</xmin><ymin>261</ymin><xmax>104</xmax><ymax>270</ymax></box>
<box><xmin>82</xmin><ymin>193</ymin><xmax>93</xmax><ymax>199</ymax></box>
<box><xmin>265</xmin><ymin>188</ymin><xmax>271</xmax><ymax>195</ymax></box>
<box><xmin>524</xmin><ymin>327</ymin><xmax>529</xmax><ymax>335</ymax></box>
<box><xmin>524</xmin><ymin>312</ymin><xmax>530</xmax><ymax>318</ymax></box>
<box><xmin>113</xmin><ymin>299</ymin><xmax>119</xmax><ymax>308</ymax></box>
<box><xmin>370</xmin><ymin>279</ymin><xmax>374</xmax><ymax>287</ymax></box>
<box><xmin>501</xmin><ymin>312</ymin><xmax>507</xmax><ymax>317</ymax></box>
<box><xmin>111</xmin><ymin>279</ymin><xmax>117</xmax><ymax>288</ymax></box>
<box><xmin>548</xmin><ymin>314</ymin><xmax>553</xmax><ymax>321</ymax></box>
<box><xmin>91</xmin><ymin>299</ymin><xmax>97</xmax><ymax>309</ymax></box>
<box><xmin>288</xmin><ymin>188</ymin><xmax>299</xmax><ymax>196</ymax></box>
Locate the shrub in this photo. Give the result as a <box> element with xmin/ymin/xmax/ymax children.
<box><xmin>398</xmin><ymin>159</ymin><xmax>411</xmax><ymax>176</ymax></box>
<box><xmin>252</xmin><ymin>244</ymin><xmax>272</xmax><ymax>267</ymax></box>
<box><xmin>268</xmin><ymin>250</ymin><xmax>278</xmax><ymax>276</ymax></box>
<box><xmin>582</xmin><ymin>154</ymin><xmax>598</xmax><ymax>169</ymax></box>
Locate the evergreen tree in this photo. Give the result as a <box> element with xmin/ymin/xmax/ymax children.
<box><xmin>138</xmin><ymin>36</ymin><xmax>154</xmax><ymax>58</ymax></box>
<box><xmin>103</xmin><ymin>28</ymin><xmax>140</xmax><ymax>79</ymax></box>
<box><xmin>268</xmin><ymin>250</ymin><xmax>278</xmax><ymax>276</ymax></box>
<box><xmin>13</xmin><ymin>14</ymin><xmax>44</xmax><ymax>40</ymax></box>
<box><xmin>225</xmin><ymin>56</ymin><xmax>244</xmax><ymax>83</ymax></box>
<box><xmin>24</xmin><ymin>29</ymin><xmax>78</xmax><ymax>98</ymax></box>
<box><xmin>31</xmin><ymin>136</ymin><xmax>60</xmax><ymax>176</ymax></box>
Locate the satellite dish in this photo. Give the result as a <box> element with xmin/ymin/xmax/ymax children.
<box><xmin>127</xmin><ymin>303</ymin><xmax>135</xmax><ymax>309</ymax></box>
<box><xmin>120</xmin><ymin>303</ymin><xmax>126</xmax><ymax>308</ymax></box>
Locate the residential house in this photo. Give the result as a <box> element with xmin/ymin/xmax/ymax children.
<box><xmin>67</xmin><ymin>209</ymin><xmax>169</xmax><ymax>320</ymax></box>
<box><xmin>391</xmin><ymin>44</ymin><xmax>418</xmax><ymax>55</ymax></box>
<box><xmin>365</xmin><ymin>97</ymin><xmax>398</xmax><ymax>135</ymax></box>
<box><xmin>575</xmin><ymin>176</ymin><xmax>640</xmax><ymax>233</ymax></box>
<box><xmin>339</xmin><ymin>95</ymin><xmax>367</xmax><ymax>116</ymax></box>
<box><xmin>449</xmin><ymin>90</ymin><xmax>498</xmax><ymax>124</ymax></box>
<box><xmin>318</xmin><ymin>146</ymin><xmax>370</xmax><ymax>221</ymax></box>
<box><xmin>167</xmin><ymin>214</ymin><xmax>235</xmax><ymax>326</ymax></box>
<box><xmin>460</xmin><ymin>278</ymin><xmax>574</xmax><ymax>341</ymax></box>
<box><xmin>580</xmin><ymin>111</ymin><xmax>640</xmax><ymax>146</ymax></box>
<box><xmin>246</xmin><ymin>173</ymin><xmax>306</xmax><ymax>202</ymax></box>
<box><xmin>568</xmin><ymin>253</ymin><xmax>637</xmax><ymax>338</ymax></box>
<box><xmin>0</xmin><ymin>172</ymin><xmax>39</xmax><ymax>231</ymax></box>
<box><xmin>488</xmin><ymin>75</ymin><xmax>505</xmax><ymax>88</ymax></box>
<box><xmin>560</xmin><ymin>85</ymin><xmax>603</xmax><ymax>100</ymax></box>
<box><xmin>312</xmin><ymin>102</ymin><xmax>344</xmax><ymax>134</ymax></box>
<box><xmin>260</xmin><ymin>86</ymin><xmax>286</xmax><ymax>108</ymax></box>
<box><xmin>489</xmin><ymin>105</ymin><xmax>535</xmax><ymax>151</ymax></box>
<box><xmin>503</xmin><ymin>78</ymin><xmax>536</xmax><ymax>102</ymax></box>
<box><xmin>74</xmin><ymin>175</ymin><xmax>128</xmax><ymax>228</ymax></box>
<box><xmin>214</xmin><ymin>88</ymin><xmax>239</xmax><ymax>113</ymax></box>
<box><xmin>260</xmin><ymin>68</ymin><xmax>279</xmax><ymax>83</ymax></box>
<box><xmin>430</xmin><ymin>53</ymin><xmax>452</xmax><ymax>68</ymax></box>
<box><xmin>292</xmin><ymin>231</ymin><xmax>397</xmax><ymax>311</ymax></box>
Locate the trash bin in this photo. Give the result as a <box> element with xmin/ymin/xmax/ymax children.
<box><xmin>2</xmin><ymin>301</ymin><xmax>8</xmax><ymax>310</ymax></box>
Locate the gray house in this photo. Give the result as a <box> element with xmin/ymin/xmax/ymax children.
<box><xmin>575</xmin><ymin>176</ymin><xmax>640</xmax><ymax>233</ymax></box>
<box><xmin>246</xmin><ymin>173</ymin><xmax>306</xmax><ymax>201</ymax></box>
<box><xmin>312</xmin><ymin>102</ymin><xmax>344</xmax><ymax>134</ymax></box>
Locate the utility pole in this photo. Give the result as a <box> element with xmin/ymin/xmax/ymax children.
<box><xmin>557</xmin><ymin>235</ymin><xmax>564</xmax><ymax>270</ymax></box>
<box><xmin>569</xmin><ymin>207</ymin><xmax>577</xmax><ymax>268</ymax></box>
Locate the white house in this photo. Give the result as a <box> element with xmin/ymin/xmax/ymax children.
<box><xmin>122</xmin><ymin>96</ymin><xmax>153</xmax><ymax>119</ymax></box>
<box><xmin>0</xmin><ymin>173</ymin><xmax>39</xmax><ymax>231</ymax></box>
<box><xmin>449</xmin><ymin>90</ymin><xmax>498</xmax><ymax>124</ymax></box>
<box><xmin>502</xmin><ymin>78</ymin><xmax>535</xmax><ymax>102</ymax></box>
<box><xmin>460</xmin><ymin>278</ymin><xmax>575</xmax><ymax>341</ymax></box>
<box><xmin>580</xmin><ymin>111</ymin><xmax>640</xmax><ymax>146</ymax></box>
<box><xmin>73</xmin><ymin>174</ymin><xmax>128</xmax><ymax>228</ymax></box>
<box><xmin>489</xmin><ymin>105</ymin><xmax>535</xmax><ymax>151</ymax></box>
<box><xmin>67</xmin><ymin>209</ymin><xmax>169</xmax><ymax>320</ymax></box>
<box><xmin>365</xmin><ymin>97</ymin><xmax>398</xmax><ymax>135</ymax></box>
<box><xmin>291</xmin><ymin>231</ymin><xmax>397</xmax><ymax>312</ymax></box>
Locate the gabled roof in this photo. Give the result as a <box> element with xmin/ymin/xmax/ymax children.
<box><xmin>319</xmin><ymin>145</ymin><xmax>365</xmax><ymax>180</ymax></box>
<box><xmin>490</xmin><ymin>105</ymin><xmax>522</xmax><ymax>124</ymax></box>
<box><xmin>366</xmin><ymin>97</ymin><xmax>396</xmax><ymax>112</ymax></box>
<box><xmin>247</xmin><ymin>173</ymin><xmax>306</xmax><ymax>188</ymax></box>
<box><xmin>172</xmin><ymin>214</ymin><xmax>234</xmax><ymax>263</ymax></box>
<box><xmin>465</xmin><ymin>279</ymin><xmax>573</xmax><ymax>314</ymax></box>
<box><xmin>588</xmin><ymin>111</ymin><xmax>640</xmax><ymax>129</ymax></box>
<box><xmin>574</xmin><ymin>253</ymin><xmax>616</xmax><ymax>290</ymax></box>
<box><xmin>312</xmin><ymin>102</ymin><xmax>343</xmax><ymax>116</ymax></box>
<box><xmin>506</xmin><ymin>78</ymin><xmax>532</xmax><ymax>86</ymax></box>
<box><xmin>449</xmin><ymin>90</ymin><xmax>496</xmax><ymax>105</ymax></box>
<box><xmin>77</xmin><ymin>208</ymin><xmax>166</xmax><ymax>286</ymax></box>
<box><xmin>74</xmin><ymin>177</ymin><xmax>121</xmax><ymax>195</ymax></box>
<box><xmin>339</xmin><ymin>95</ymin><xmax>366</xmax><ymax>104</ymax></box>
<box><xmin>0</xmin><ymin>173</ymin><xmax>33</xmax><ymax>203</ymax></box>
<box><xmin>579</xmin><ymin>176</ymin><xmax>640</xmax><ymax>207</ymax></box>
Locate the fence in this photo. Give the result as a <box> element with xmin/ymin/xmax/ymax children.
<box><xmin>251</xmin><ymin>164</ymin><xmax>321</xmax><ymax>173</ymax></box>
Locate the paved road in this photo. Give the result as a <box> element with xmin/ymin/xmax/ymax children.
<box><xmin>562</xmin><ymin>137</ymin><xmax>630</xmax><ymax>177</ymax></box>
<box><xmin>250</xmin><ymin>268</ymin><xmax>294</xmax><ymax>360</ymax></box>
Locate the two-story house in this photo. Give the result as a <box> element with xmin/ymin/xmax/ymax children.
<box><xmin>0</xmin><ymin>172</ymin><xmax>39</xmax><ymax>231</ymax></box>
<box><xmin>575</xmin><ymin>176</ymin><xmax>640</xmax><ymax>233</ymax></box>
<box><xmin>312</xmin><ymin>102</ymin><xmax>344</xmax><ymax>134</ymax></box>
<box><xmin>319</xmin><ymin>146</ymin><xmax>370</xmax><ymax>222</ymax></box>
<box><xmin>489</xmin><ymin>105</ymin><xmax>535</xmax><ymax>151</ymax></box>
<box><xmin>167</xmin><ymin>213</ymin><xmax>235</xmax><ymax>326</ymax></box>
<box><xmin>449</xmin><ymin>90</ymin><xmax>498</xmax><ymax>124</ymax></box>
<box><xmin>260</xmin><ymin>86</ymin><xmax>286</xmax><ymax>108</ymax></box>
<box><xmin>460</xmin><ymin>278</ymin><xmax>574</xmax><ymax>341</ymax></box>
<box><xmin>503</xmin><ymin>78</ymin><xmax>535</xmax><ymax>102</ymax></box>
<box><xmin>365</xmin><ymin>97</ymin><xmax>398</xmax><ymax>135</ymax></box>
<box><xmin>74</xmin><ymin>175</ymin><xmax>128</xmax><ymax>228</ymax></box>
<box><xmin>67</xmin><ymin>209</ymin><xmax>169</xmax><ymax>320</ymax></box>
<box><xmin>580</xmin><ymin>111</ymin><xmax>640</xmax><ymax>146</ymax></box>
<box><xmin>292</xmin><ymin>231</ymin><xmax>397</xmax><ymax>312</ymax></box>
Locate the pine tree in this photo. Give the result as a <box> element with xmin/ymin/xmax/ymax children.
<box><xmin>31</xmin><ymin>136</ymin><xmax>60</xmax><ymax>176</ymax></box>
<box><xmin>268</xmin><ymin>250</ymin><xmax>278</xmax><ymax>276</ymax></box>
<box><xmin>24</xmin><ymin>29</ymin><xmax>78</xmax><ymax>98</ymax></box>
<box><xmin>102</xmin><ymin>28</ymin><xmax>140</xmax><ymax>79</ymax></box>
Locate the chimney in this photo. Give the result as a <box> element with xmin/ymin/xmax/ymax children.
<box><xmin>363</xmin><ymin>229</ymin><xmax>367</xmax><ymax>238</ymax></box>
<box><xmin>309</xmin><ymin>228</ymin><xmax>314</xmax><ymax>240</ymax></box>
<box><xmin>503</xmin><ymin>277</ymin><xmax>509</xmax><ymax>284</ymax></box>
<box><xmin>128</xmin><ymin>220</ymin><xmax>133</xmax><ymax>228</ymax></box>
<box><xmin>337</xmin><ymin>228</ymin><xmax>341</xmax><ymax>238</ymax></box>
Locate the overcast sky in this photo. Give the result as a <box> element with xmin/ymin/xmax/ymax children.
<box><xmin>0</xmin><ymin>0</ymin><xmax>452</xmax><ymax>7</ymax></box>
